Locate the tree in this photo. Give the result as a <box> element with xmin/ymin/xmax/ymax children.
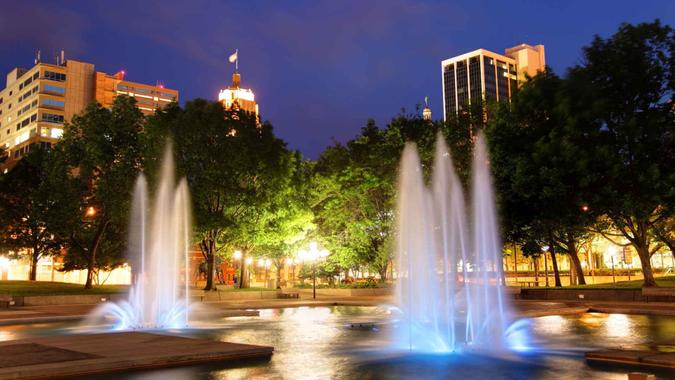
<box><xmin>241</xmin><ymin>152</ymin><xmax>315</xmax><ymax>288</ymax></box>
<box><xmin>487</xmin><ymin>69</ymin><xmax>595</xmax><ymax>287</ymax></box>
<box><xmin>564</xmin><ymin>21</ymin><xmax>674</xmax><ymax>286</ymax></box>
<box><xmin>0</xmin><ymin>148</ymin><xmax>63</xmax><ymax>280</ymax></box>
<box><xmin>145</xmin><ymin>100</ymin><xmax>292</xmax><ymax>290</ymax></box>
<box><xmin>51</xmin><ymin>96</ymin><xmax>145</xmax><ymax>288</ymax></box>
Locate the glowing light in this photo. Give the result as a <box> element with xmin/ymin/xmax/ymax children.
<box><xmin>51</xmin><ymin>128</ymin><xmax>63</xmax><ymax>138</ymax></box>
<box><xmin>264</xmin><ymin>259</ymin><xmax>272</xmax><ymax>268</ymax></box>
<box><xmin>233</xmin><ymin>250</ymin><xmax>242</xmax><ymax>260</ymax></box>
<box><xmin>581</xmin><ymin>204</ymin><xmax>589</xmax><ymax>212</ymax></box>
<box><xmin>85</xmin><ymin>206</ymin><xmax>96</xmax><ymax>217</ymax></box>
<box><xmin>285</xmin><ymin>257</ymin><xmax>294</xmax><ymax>266</ymax></box>
<box><xmin>245</xmin><ymin>257</ymin><xmax>253</xmax><ymax>265</ymax></box>
<box><xmin>0</xmin><ymin>256</ymin><xmax>10</xmax><ymax>271</ymax></box>
<box><xmin>257</xmin><ymin>258</ymin><xmax>265</xmax><ymax>267</ymax></box>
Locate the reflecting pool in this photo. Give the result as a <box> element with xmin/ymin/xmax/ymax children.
<box><xmin>2</xmin><ymin>307</ymin><xmax>675</xmax><ymax>379</ymax></box>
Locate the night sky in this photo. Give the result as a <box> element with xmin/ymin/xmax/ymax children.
<box><xmin>1</xmin><ymin>1</ymin><xmax>673</xmax><ymax>158</ymax></box>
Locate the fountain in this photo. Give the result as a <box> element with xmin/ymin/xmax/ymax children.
<box><xmin>395</xmin><ymin>132</ymin><xmax>517</xmax><ymax>353</ymax></box>
<box><xmin>87</xmin><ymin>145</ymin><xmax>192</xmax><ymax>330</ymax></box>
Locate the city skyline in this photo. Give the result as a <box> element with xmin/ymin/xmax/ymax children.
<box><xmin>0</xmin><ymin>0</ymin><xmax>672</xmax><ymax>158</ymax></box>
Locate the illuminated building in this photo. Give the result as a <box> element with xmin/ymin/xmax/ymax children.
<box><xmin>0</xmin><ymin>51</ymin><xmax>178</xmax><ymax>170</ymax></box>
<box><xmin>218</xmin><ymin>50</ymin><xmax>260</xmax><ymax>124</ymax></box>
<box><xmin>422</xmin><ymin>96</ymin><xmax>432</xmax><ymax>121</ymax></box>
<box><xmin>442</xmin><ymin>44</ymin><xmax>545</xmax><ymax>120</ymax></box>
<box><xmin>95</xmin><ymin>71</ymin><xmax>178</xmax><ymax>115</ymax></box>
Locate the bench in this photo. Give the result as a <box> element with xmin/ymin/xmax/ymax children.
<box><xmin>0</xmin><ymin>294</ymin><xmax>15</xmax><ymax>308</ymax></box>
<box><xmin>517</xmin><ymin>281</ymin><xmax>540</xmax><ymax>288</ymax></box>
<box><xmin>642</xmin><ymin>287</ymin><xmax>675</xmax><ymax>302</ymax></box>
<box><xmin>277</xmin><ymin>292</ymin><xmax>299</xmax><ymax>299</ymax></box>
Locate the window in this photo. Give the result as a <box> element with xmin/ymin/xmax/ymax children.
<box><xmin>30</xmin><ymin>113</ymin><xmax>37</xmax><ymax>122</ymax></box>
<box><xmin>19</xmin><ymin>83</ymin><xmax>23</xmax><ymax>90</ymax></box>
<box><xmin>32</xmin><ymin>85</ymin><xmax>38</xmax><ymax>94</ymax></box>
<box><xmin>43</xmin><ymin>84</ymin><xmax>65</xmax><ymax>94</ymax></box>
<box><xmin>41</xmin><ymin>98</ymin><xmax>65</xmax><ymax>108</ymax></box>
<box><xmin>33</xmin><ymin>72</ymin><xmax>39</xmax><ymax>80</ymax></box>
<box><xmin>44</xmin><ymin>71</ymin><xmax>66</xmax><ymax>81</ymax></box>
<box><xmin>41</xmin><ymin>113</ymin><xmax>64</xmax><ymax>123</ymax></box>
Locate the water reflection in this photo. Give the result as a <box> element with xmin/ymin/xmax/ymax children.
<box><xmin>3</xmin><ymin>308</ymin><xmax>675</xmax><ymax>379</ymax></box>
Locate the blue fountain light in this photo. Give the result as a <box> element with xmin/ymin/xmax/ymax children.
<box><xmin>395</xmin><ymin>133</ymin><xmax>529</xmax><ymax>354</ymax></box>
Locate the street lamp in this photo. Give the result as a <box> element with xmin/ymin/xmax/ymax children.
<box><xmin>85</xmin><ymin>206</ymin><xmax>97</xmax><ymax>217</ymax></box>
<box><xmin>285</xmin><ymin>257</ymin><xmax>296</xmax><ymax>286</ymax></box>
<box><xmin>541</xmin><ymin>245</ymin><xmax>550</xmax><ymax>287</ymax></box>
<box><xmin>232</xmin><ymin>250</ymin><xmax>242</xmax><ymax>286</ymax></box>
<box><xmin>299</xmin><ymin>241</ymin><xmax>329</xmax><ymax>299</ymax></box>
<box><xmin>245</xmin><ymin>257</ymin><xmax>253</xmax><ymax>286</ymax></box>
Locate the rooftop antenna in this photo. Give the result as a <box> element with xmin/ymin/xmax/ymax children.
<box><xmin>34</xmin><ymin>49</ymin><xmax>41</xmax><ymax>64</ymax></box>
<box><xmin>60</xmin><ymin>50</ymin><xmax>65</xmax><ymax>66</ymax></box>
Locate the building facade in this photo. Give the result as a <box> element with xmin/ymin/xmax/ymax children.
<box><xmin>442</xmin><ymin>44</ymin><xmax>545</xmax><ymax>120</ymax></box>
<box><xmin>218</xmin><ymin>70</ymin><xmax>259</xmax><ymax>123</ymax></box>
<box><xmin>0</xmin><ymin>56</ymin><xmax>178</xmax><ymax>170</ymax></box>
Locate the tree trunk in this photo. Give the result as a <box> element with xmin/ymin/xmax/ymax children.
<box><xmin>378</xmin><ymin>263</ymin><xmax>388</xmax><ymax>283</ymax></box>
<box><xmin>636</xmin><ymin>244</ymin><xmax>657</xmax><ymax>287</ymax></box>
<box><xmin>533</xmin><ymin>258</ymin><xmax>539</xmax><ymax>285</ymax></box>
<box><xmin>201</xmin><ymin>237</ymin><xmax>217</xmax><ymax>291</ymax></box>
<box><xmin>567</xmin><ymin>234</ymin><xmax>586</xmax><ymax>285</ymax></box>
<box><xmin>239</xmin><ymin>251</ymin><xmax>249</xmax><ymax>289</ymax></box>
<box><xmin>84</xmin><ymin>221</ymin><xmax>108</xmax><ymax>289</ymax></box>
<box><xmin>276</xmin><ymin>264</ymin><xmax>282</xmax><ymax>289</ymax></box>
<box><xmin>29</xmin><ymin>249</ymin><xmax>38</xmax><ymax>281</ymax></box>
<box><xmin>549</xmin><ymin>240</ymin><xmax>562</xmax><ymax>287</ymax></box>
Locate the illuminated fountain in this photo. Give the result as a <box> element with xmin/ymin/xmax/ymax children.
<box><xmin>87</xmin><ymin>146</ymin><xmax>192</xmax><ymax>330</ymax></box>
<box><xmin>395</xmin><ymin>132</ymin><xmax>522</xmax><ymax>352</ymax></box>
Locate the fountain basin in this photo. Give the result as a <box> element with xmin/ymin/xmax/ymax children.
<box><xmin>0</xmin><ymin>331</ymin><xmax>272</xmax><ymax>380</ymax></box>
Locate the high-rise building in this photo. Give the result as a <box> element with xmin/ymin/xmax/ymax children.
<box><xmin>218</xmin><ymin>71</ymin><xmax>259</xmax><ymax>117</ymax></box>
<box><xmin>442</xmin><ymin>44</ymin><xmax>545</xmax><ymax>120</ymax></box>
<box><xmin>0</xmin><ymin>53</ymin><xmax>178</xmax><ymax>170</ymax></box>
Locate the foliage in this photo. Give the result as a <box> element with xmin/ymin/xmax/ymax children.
<box><xmin>563</xmin><ymin>20</ymin><xmax>674</xmax><ymax>286</ymax></box>
<box><xmin>145</xmin><ymin>100</ymin><xmax>298</xmax><ymax>289</ymax></box>
<box><xmin>49</xmin><ymin>96</ymin><xmax>145</xmax><ymax>288</ymax></box>
<box><xmin>0</xmin><ymin>149</ymin><xmax>64</xmax><ymax>280</ymax></box>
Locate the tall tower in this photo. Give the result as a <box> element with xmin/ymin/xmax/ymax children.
<box><xmin>218</xmin><ymin>50</ymin><xmax>260</xmax><ymax>123</ymax></box>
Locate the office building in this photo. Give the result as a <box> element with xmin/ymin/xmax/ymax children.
<box><xmin>0</xmin><ymin>53</ymin><xmax>178</xmax><ymax>169</ymax></box>
<box><xmin>218</xmin><ymin>70</ymin><xmax>259</xmax><ymax>122</ymax></box>
<box><xmin>442</xmin><ymin>44</ymin><xmax>545</xmax><ymax>120</ymax></box>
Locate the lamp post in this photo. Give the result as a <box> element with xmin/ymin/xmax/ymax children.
<box><xmin>299</xmin><ymin>241</ymin><xmax>329</xmax><ymax>299</ymax></box>
<box><xmin>542</xmin><ymin>245</ymin><xmax>550</xmax><ymax>287</ymax></box>
<box><xmin>264</xmin><ymin>258</ymin><xmax>272</xmax><ymax>287</ymax></box>
<box><xmin>245</xmin><ymin>257</ymin><xmax>253</xmax><ymax>287</ymax></box>
<box><xmin>233</xmin><ymin>250</ymin><xmax>242</xmax><ymax>286</ymax></box>
<box><xmin>285</xmin><ymin>257</ymin><xmax>295</xmax><ymax>287</ymax></box>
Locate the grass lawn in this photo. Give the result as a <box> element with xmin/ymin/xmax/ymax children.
<box><xmin>563</xmin><ymin>275</ymin><xmax>675</xmax><ymax>289</ymax></box>
<box><xmin>0</xmin><ymin>280</ymin><xmax>128</xmax><ymax>296</ymax></box>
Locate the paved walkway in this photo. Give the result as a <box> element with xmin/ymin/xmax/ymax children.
<box><xmin>1</xmin><ymin>296</ymin><xmax>674</xmax><ymax>326</ymax></box>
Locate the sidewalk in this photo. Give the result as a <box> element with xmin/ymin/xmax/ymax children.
<box><xmin>1</xmin><ymin>295</ymin><xmax>673</xmax><ymax>326</ymax></box>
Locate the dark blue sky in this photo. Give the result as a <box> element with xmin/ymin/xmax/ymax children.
<box><xmin>1</xmin><ymin>1</ymin><xmax>673</xmax><ymax>158</ymax></box>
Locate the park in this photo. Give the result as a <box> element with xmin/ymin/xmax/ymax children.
<box><xmin>0</xmin><ymin>5</ymin><xmax>674</xmax><ymax>380</ymax></box>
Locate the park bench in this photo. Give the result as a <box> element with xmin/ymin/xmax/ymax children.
<box><xmin>277</xmin><ymin>292</ymin><xmax>299</xmax><ymax>299</ymax></box>
<box><xmin>641</xmin><ymin>287</ymin><xmax>675</xmax><ymax>302</ymax></box>
<box><xmin>517</xmin><ymin>281</ymin><xmax>540</xmax><ymax>288</ymax></box>
<box><xmin>0</xmin><ymin>294</ymin><xmax>15</xmax><ymax>308</ymax></box>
